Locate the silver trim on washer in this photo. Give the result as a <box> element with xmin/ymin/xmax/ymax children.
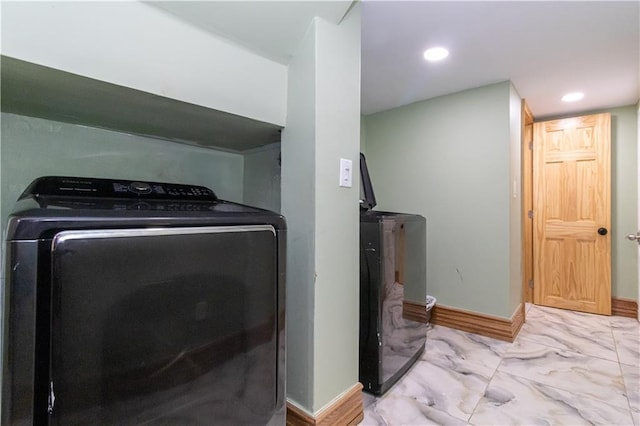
<box><xmin>52</xmin><ymin>225</ymin><xmax>276</xmax><ymax>248</ymax></box>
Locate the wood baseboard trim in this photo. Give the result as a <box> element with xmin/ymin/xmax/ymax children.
<box><xmin>403</xmin><ymin>300</ymin><xmax>524</xmax><ymax>342</ymax></box>
<box><xmin>287</xmin><ymin>401</ymin><xmax>315</xmax><ymax>426</ymax></box>
<box><xmin>431</xmin><ymin>303</ymin><xmax>524</xmax><ymax>342</ymax></box>
<box><xmin>403</xmin><ymin>300</ymin><xmax>430</xmax><ymax>323</ymax></box>
<box><xmin>286</xmin><ymin>383</ymin><xmax>364</xmax><ymax>426</ymax></box>
<box><xmin>612</xmin><ymin>298</ymin><xmax>638</xmax><ymax>318</ymax></box>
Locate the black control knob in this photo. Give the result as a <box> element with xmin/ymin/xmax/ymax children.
<box><xmin>597</xmin><ymin>227</ymin><xmax>608</xmax><ymax>236</ymax></box>
<box><xmin>129</xmin><ymin>182</ymin><xmax>152</xmax><ymax>194</ymax></box>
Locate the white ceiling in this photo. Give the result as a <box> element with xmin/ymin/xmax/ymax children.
<box><xmin>146</xmin><ymin>1</ymin><xmax>639</xmax><ymax>119</ymax></box>
<box><xmin>145</xmin><ymin>1</ymin><xmax>353</xmax><ymax>64</ymax></box>
<box><xmin>361</xmin><ymin>1</ymin><xmax>639</xmax><ymax>118</ymax></box>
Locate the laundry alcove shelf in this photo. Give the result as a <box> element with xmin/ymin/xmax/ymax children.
<box><xmin>1</xmin><ymin>56</ymin><xmax>282</xmax><ymax>153</ymax></box>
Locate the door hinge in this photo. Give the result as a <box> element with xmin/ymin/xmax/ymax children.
<box><xmin>528</xmin><ymin>279</ymin><xmax>534</xmax><ymax>289</ymax></box>
<box><xmin>528</xmin><ymin>210</ymin><xmax>534</xmax><ymax>219</ymax></box>
<box><xmin>528</xmin><ymin>141</ymin><xmax>533</xmax><ymax>150</ymax></box>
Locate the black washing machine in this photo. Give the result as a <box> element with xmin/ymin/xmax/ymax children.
<box><xmin>2</xmin><ymin>176</ymin><xmax>286</xmax><ymax>425</ymax></box>
<box><xmin>359</xmin><ymin>154</ymin><xmax>427</xmax><ymax>395</ymax></box>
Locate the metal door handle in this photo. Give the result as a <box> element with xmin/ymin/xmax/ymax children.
<box><xmin>597</xmin><ymin>227</ymin><xmax>608</xmax><ymax>236</ymax></box>
<box><xmin>627</xmin><ymin>233</ymin><xmax>640</xmax><ymax>241</ymax></box>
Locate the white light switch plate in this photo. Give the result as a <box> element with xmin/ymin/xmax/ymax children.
<box><xmin>339</xmin><ymin>158</ymin><xmax>353</xmax><ymax>188</ymax></box>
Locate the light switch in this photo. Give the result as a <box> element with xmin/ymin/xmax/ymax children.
<box><xmin>339</xmin><ymin>158</ymin><xmax>353</xmax><ymax>188</ymax></box>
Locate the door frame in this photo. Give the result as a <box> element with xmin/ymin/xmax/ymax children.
<box><xmin>521</xmin><ymin>100</ymin><xmax>534</xmax><ymax>321</ymax></box>
<box><xmin>523</xmin><ymin>111</ymin><xmax>613</xmax><ymax>316</ymax></box>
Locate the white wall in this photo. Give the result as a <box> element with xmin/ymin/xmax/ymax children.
<box><xmin>0</xmin><ymin>2</ymin><xmax>287</xmax><ymax>126</ymax></box>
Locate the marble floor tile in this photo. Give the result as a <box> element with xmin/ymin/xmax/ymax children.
<box><xmin>362</xmin><ymin>391</ymin><xmax>377</xmax><ymax>409</ymax></box>
<box><xmin>359</xmin><ymin>308</ymin><xmax>638</xmax><ymax>426</ymax></box>
<box><xmin>515</xmin><ymin>314</ymin><xmax>618</xmax><ymax>362</ymax></box>
<box><xmin>499</xmin><ymin>339</ymin><xmax>628</xmax><ymax>409</ymax></box>
<box><xmin>375</xmin><ymin>357</ymin><xmax>488</xmax><ymax>422</ymax></box>
<box><xmin>361</xmin><ymin>404</ymin><xmax>387</xmax><ymax>426</ymax></box>
<box><xmin>610</xmin><ymin>315</ymin><xmax>640</xmax><ymax>329</ymax></box>
<box><xmin>525</xmin><ymin>302</ymin><xmax>533</xmax><ymax>313</ymax></box>
<box><xmin>469</xmin><ymin>370</ymin><xmax>634</xmax><ymax>426</ymax></box>
<box><xmin>423</xmin><ymin>325</ymin><xmax>511</xmax><ymax>380</ymax></box>
<box><xmin>526</xmin><ymin>304</ymin><xmax>612</xmax><ymax>332</ymax></box>
<box><xmin>527</xmin><ymin>304</ymin><xmax>612</xmax><ymax>331</ymax></box>
<box><xmin>611</xmin><ymin>317</ymin><xmax>640</xmax><ymax>367</ymax></box>
<box><xmin>621</xmin><ymin>362</ymin><xmax>640</xmax><ymax>412</ymax></box>
<box><xmin>362</xmin><ymin>394</ymin><xmax>468</xmax><ymax>426</ymax></box>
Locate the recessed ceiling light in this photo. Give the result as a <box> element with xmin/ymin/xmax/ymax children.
<box><xmin>423</xmin><ymin>47</ymin><xmax>449</xmax><ymax>62</ymax></box>
<box><xmin>561</xmin><ymin>92</ymin><xmax>584</xmax><ymax>102</ymax></box>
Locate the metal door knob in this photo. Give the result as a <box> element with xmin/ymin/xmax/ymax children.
<box><xmin>597</xmin><ymin>227</ymin><xmax>608</xmax><ymax>236</ymax></box>
<box><xmin>627</xmin><ymin>233</ymin><xmax>639</xmax><ymax>241</ymax></box>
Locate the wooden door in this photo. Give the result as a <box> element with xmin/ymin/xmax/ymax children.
<box><xmin>533</xmin><ymin>113</ymin><xmax>611</xmax><ymax>315</ymax></box>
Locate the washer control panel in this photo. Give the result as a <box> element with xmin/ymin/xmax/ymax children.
<box><xmin>22</xmin><ymin>176</ymin><xmax>218</xmax><ymax>202</ymax></box>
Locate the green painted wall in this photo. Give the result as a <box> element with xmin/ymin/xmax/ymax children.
<box><xmin>360</xmin><ymin>115</ymin><xmax>367</xmax><ymax>154</ymax></box>
<box><xmin>364</xmin><ymin>91</ymin><xmax>638</xmax><ymax>317</ymax></box>
<box><xmin>363</xmin><ymin>82</ymin><xmax>517</xmax><ymax>318</ymax></box>
<box><xmin>611</xmin><ymin>104</ymin><xmax>639</xmax><ymax>300</ymax></box>
<box><xmin>1</xmin><ymin>112</ymin><xmax>244</xmax><ymax>247</ymax></box>
<box><xmin>281</xmin><ymin>5</ymin><xmax>361</xmax><ymax>414</ymax></box>
<box><xmin>312</xmin><ymin>8</ymin><xmax>360</xmax><ymax>411</ymax></box>
<box><xmin>508</xmin><ymin>85</ymin><xmax>523</xmax><ymax>313</ymax></box>
<box><xmin>2</xmin><ymin>1</ymin><xmax>288</xmax><ymax>126</ymax></box>
<box><xmin>243</xmin><ymin>143</ymin><xmax>281</xmax><ymax>213</ymax></box>
<box><xmin>281</xmin><ymin>18</ymin><xmax>318</xmax><ymax>410</ymax></box>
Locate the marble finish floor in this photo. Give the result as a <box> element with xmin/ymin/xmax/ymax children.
<box><xmin>360</xmin><ymin>304</ymin><xmax>640</xmax><ymax>425</ymax></box>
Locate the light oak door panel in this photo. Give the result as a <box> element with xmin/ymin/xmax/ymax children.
<box><xmin>533</xmin><ymin>113</ymin><xmax>611</xmax><ymax>315</ymax></box>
